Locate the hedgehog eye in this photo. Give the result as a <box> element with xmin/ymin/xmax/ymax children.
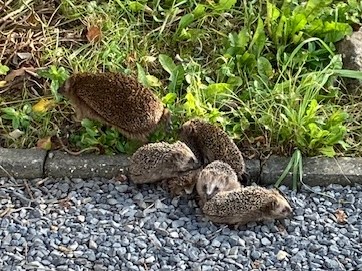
<box><xmin>203</xmin><ymin>184</ymin><xmax>207</xmax><ymax>191</ymax></box>
<box><xmin>214</xmin><ymin>187</ymin><xmax>219</xmax><ymax>192</ymax></box>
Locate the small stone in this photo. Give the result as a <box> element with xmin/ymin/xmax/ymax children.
<box><xmin>85</xmin><ymin>250</ymin><xmax>96</xmax><ymax>261</ymax></box>
<box><xmin>277</xmin><ymin>250</ymin><xmax>289</xmax><ymax>261</ymax></box>
<box><xmin>251</xmin><ymin>251</ymin><xmax>261</xmax><ymax>259</ymax></box>
<box><xmin>107</xmin><ymin>198</ymin><xmax>118</xmax><ymax>205</ymax></box>
<box><xmin>211</xmin><ymin>239</ymin><xmax>221</xmax><ymax>248</ymax></box>
<box><xmin>169</xmin><ymin>232</ymin><xmax>179</xmax><ymax>239</ymax></box>
<box><xmin>261</xmin><ymin>237</ymin><xmax>271</xmax><ymax>246</ymax></box>
<box><xmin>77</xmin><ymin>215</ymin><xmax>85</xmax><ymax>222</ymax></box>
<box><xmin>89</xmin><ymin>239</ymin><xmax>98</xmax><ymax>249</ymax></box>
<box><xmin>59</xmin><ymin>183</ymin><xmax>69</xmax><ymax>193</ymax></box>
<box><xmin>145</xmin><ymin>256</ymin><xmax>156</xmax><ymax>263</ymax></box>
<box><xmin>124</xmin><ymin>225</ymin><xmax>134</xmax><ymax>232</ymax></box>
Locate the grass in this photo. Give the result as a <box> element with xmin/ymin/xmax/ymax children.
<box><xmin>1</xmin><ymin>0</ymin><xmax>362</xmax><ymax>165</ymax></box>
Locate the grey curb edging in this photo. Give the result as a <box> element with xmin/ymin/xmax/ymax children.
<box><xmin>1</xmin><ymin>148</ymin><xmax>362</xmax><ymax>186</ymax></box>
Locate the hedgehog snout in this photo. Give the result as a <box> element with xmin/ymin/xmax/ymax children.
<box><xmin>282</xmin><ymin>206</ymin><xmax>293</xmax><ymax>217</ymax></box>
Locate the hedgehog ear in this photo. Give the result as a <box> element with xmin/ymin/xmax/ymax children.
<box><xmin>265</xmin><ymin>196</ymin><xmax>278</xmax><ymax>212</ymax></box>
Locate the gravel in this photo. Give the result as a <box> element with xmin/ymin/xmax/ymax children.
<box><xmin>0</xmin><ymin>177</ymin><xmax>361</xmax><ymax>271</ymax></box>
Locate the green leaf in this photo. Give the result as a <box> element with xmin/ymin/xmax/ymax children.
<box><xmin>319</xmin><ymin>146</ymin><xmax>336</xmax><ymax>157</ymax></box>
<box><xmin>146</xmin><ymin>75</ymin><xmax>161</xmax><ymax>87</ymax></box>
<box><xmin>176</xmin><ymin>13</ymin><xmax>194</xmax><ymax>34</ymax></box>
<box><xmin>1</xmin><ymin>107</ymin><xmax>17</xmax><ymax>116</ymax></box>
<box><xmin>250</xmin><ymin>17</ymin><xmax>266</xmax><ymax>56</ymax></box>
<box><xmin>128</xmin><ymin>1</ymin><xmax>145</xmax><ymax>12</ymax></box>
<box><xmin>159</xmin><ymin>54</ymin><xmax>177</xmax><ymax>76</ymax></box>
<box><xmin>214</xmin><ymin>0</ymin><xmax>237</xmax><ymax>11</ymax></box>
<box><xmin>137</xmin><ymin>63</ymin><xmax>149</xmax><ymax>87</ymax></box>
<box><xmin>266</xmin><ymin>1</ymin><xmax>280</xmax><ymax>22</ymax></box>
<box><xmin>162</xmin><ymin>93</ymin><xmax>177</xmax><ymax>104</ymax></box>
<box><xmin>205</xmin><ymin>83</ymin><xmax>232</xmax><ymax>97</ymax></box>
<box><xmin>257</xmin><ymin>57</ymin><xmax>273</xmax><ymax>78</ymax></box>
<box><xmin>0</xmin><ymin>64</ymin><xmax>9</xmax><ymax>75</ymax></box>
<box><xmin>193</xmin><ymin>4</ymin><xmax>206</xmax><ymax>19</ymax></box>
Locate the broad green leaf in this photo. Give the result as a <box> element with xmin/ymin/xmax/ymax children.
<box><xmin>193</xmin><ymin>4</ymin><xmax>206</xmax><ymax>18</ymax></box>
<box><xmin>290</xmin><ymin>13</ymin><xmax>307</xmax><ymax>35</ymax></box>
<box><xmin>128</xmin><ymin>1</ymin><xmax>145</xmax><ymax>12</ymax></box>
<box><xmin>205</xmin><ymin>83</ymin><xmax>232</xmax><ymax>97</ymax></box>
<box><xmin>266</xmin><ymin>1</ymin><xmax>280</xmax><ymax>22</ymax></box>
<box><xmin>159</xmin><ymin>54</ymin><xmax>177</xmax><ymax>76</ymax></box>
<box><xmin>250</xmin><ymin>17</ymin><xmax>266</xmax><ymax>56</ymax></box>
<box><xmin>176</xmin><ymin>13</ymin><xmax>194</xmax><ymax>34</ymax></box>
<box><xmin>257</xmin><ymin>57</ymin><xmax>273</xmax><ymax>78</ymax></box>
<box><xmin>162</xmin><ymin>92</ymin><xmax>177</xmax><ymax>104</ymax></box>
<box><xmin>146</xmin><ymin>75</ymin><xmax>162</xmax><ymax>87</ymax></box>
<box><xmin>215</xmin><ymin>0</ymin><xmax>237</xmax><ymax>11</ymax></box>
<box><xmin>137</xmin><ymin>63</ymin><xmax>149</xmax><ymax>87</ymax></box>
<box><xmin>0</xmin><ymin>64</ymin><xmax>9</xmax><ymax>75</ymax></box>
<box><xmin>319</xmin><ymin>146</ymin><xmax>336</xmax><ymax>157</ymax></box>
<box><xmin>305</xmin><ymin>0</ymin><xmax>333</xmax><ymax>21</ymax></box>
<box><xmin>169</xmin><ymin>66</ymin><xmax>185</xmax><ymax>92</ymax></box>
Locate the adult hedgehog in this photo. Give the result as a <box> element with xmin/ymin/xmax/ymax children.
<box><xmin>59</xmin><ymin>72</ymin><xmax>171</xmax><ymax>142</ymax></box>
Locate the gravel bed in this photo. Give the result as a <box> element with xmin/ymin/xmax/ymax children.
<box><xmin>0</xmin><ymin>176</ymin><xmax>361</xmax><ymax>271</ymax></box>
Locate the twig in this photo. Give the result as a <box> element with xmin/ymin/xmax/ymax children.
<box><xmin>0</xmin><ymin>0</ymin><xmax>34</xmax><ymax>23</ymax></box>
<box><xmin>23</xmin><ymin>180</ymin><xmax>34</xmax><ymax>200</ymax></box>
<box><xmin>57</xmin><ymin>135</ymin><xmax>100</xmax><ymax>155</ymax></box>
<box><xmin>0</xmin><ymin>164</ymin><xmax>15</xmax><ymax>181</ymax></box>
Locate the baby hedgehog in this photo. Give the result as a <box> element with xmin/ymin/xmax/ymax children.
<box><xmin>163</xmin><ymin>168</ymin><xmax>203</xmax><ymax>197</ymax></box>
<box><xmin>202</xmin><ymin>186</ymin><xmax>293</xmax><ymax>225</ymax></box>
<box><xmin>59</xmin><ymin>72</ymin><xmax>171</xmax><ymax>142</ymax></box>
<box><xmin>128</xmin><ymin>141</ymin><xmax>200</xmax><ymax>184</ymax></box>
<box><xmin>196</xmin><ymin>160</ymin><xmax>241</xmax><ymax>206</ymax></box>
<box><xmin>179</xmin><ymin>119</ymin><xmax>248</xmax><ymax>184</ymax></box>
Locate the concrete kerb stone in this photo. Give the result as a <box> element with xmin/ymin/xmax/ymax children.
<box><xmin>44</xmin><ymin>151</ymin><xmax>130</xmax><ymax>179</ymax></box>
<box><xmin>0</xmin><ymin>148</ymin><xmax>47</xmax><ymax>179</ymax></box>
<box><xmin>1</xmin><ymin>148</ymin><xmax>362</xmax><ymax>186</ymax></box>
<box><xmin>261</xmin><ymin>155</ymin><xmax>362</xmax><ymax>186</ymax></box>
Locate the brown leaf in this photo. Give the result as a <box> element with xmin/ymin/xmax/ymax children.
<box><xmin>86</xmin><ymin>26</ymin><xmax>102</xmax><ymax>43</ymax></box>
<box><xmin>36</xmin><ymin>137</ymin><xmax>52</xmax><ymax>150</ymax></box>
<box><xmin>335</xmin><ymin>209</ymin><xmax>348</xmax><ymax>224</ymax></box>
<box><xmin>4</xmin><ymin>67</ymin><xmax>36</xmax><ymax>82</ymax></box>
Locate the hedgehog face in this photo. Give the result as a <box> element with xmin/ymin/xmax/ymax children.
<box><xmin>197</xmin><ymin>171</ymin><xmax>241</xmax><ymax>203</ymax></box>
<box><xmin>267</xmin><ymin>190</ymin><xmax>293</xmax><ymax>219</ymax></box>
<box><xmin>169</xmin><ymin>141</ymin><xmax>200</xmax><ymax>172</ymax></box>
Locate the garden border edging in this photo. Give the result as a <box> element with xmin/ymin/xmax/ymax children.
<box><xmin>1</xmin><ymin>148</ymin><xmax>362</xmax><ymax>186</ymax></box>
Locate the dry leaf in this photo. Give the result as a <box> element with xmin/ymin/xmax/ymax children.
<box><xmin>36</xmin><ymin>137</ymin><xmax>52</xmax><ymax>150</ymax></box>
<box><xmin>32</xmin><ymin>98</ymin><xmax>55</xmax><ymax>113</ymax></box>
<box><xmin>9</xmin><ymin>129</ymin><xmax>24</xmax><ymax>139</ymax></box>
<box><xmin>4</xmin><ymin>67</ymin><xmax>36</xmax><ymax>82</ymax></box>
<box><xmin>335</xmin><ymin>209</ymin><xmax>347</xmax><ymax>224</ymax></box>
<box><xmin>86</xmin><ymin>26</ymin><xmax>101</xmax><ymax>42</ymax></box>
<box><xmin>17</xmin><ymin>52</ymin><xmax>32</xmax><ymax>60</ymax></box>
<box><xmin>0</xmin><ymin>81</ymin><xmax>7</xmax><ymax>87</ymax></box>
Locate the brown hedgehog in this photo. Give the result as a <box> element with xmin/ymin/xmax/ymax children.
<box><xmin>163</xmin><ymin>167</ymin><xmax>203</xmax><ymax>197</ymax></box>
<box><xmin>196</xmin><ymin>160</ymin><xmax>241</xmax><ymax>206</ymax></box>
<box><xmin>128</xmin><ymin>141</ymin><xmax>200</xmax><ymax>184</ymax></box>
<box><xmin>202</xmin><ymin>186</ymin><xmax>293</xmax><ymax>225</ymax></box>
<box><xmin>59</xmin><ymin>72</ymin><xmax>171</xmax><ymax>142</ymax></box>
<box><xmin>179</xmin><ymin>119</ymin><xmax>248</xmax><ymax>184</ymax></box>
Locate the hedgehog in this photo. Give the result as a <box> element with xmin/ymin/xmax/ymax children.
<box><xmin>128</xmin><ymin>141</ymin><xmax>200</xmax><ymax>184</ymax></box>
<box><xmin>202</xmin><ymin>186</ymin><xmax>293</xmax><ymax>225</ymax></box>
<box><xmin>59</xmin><ymin>72</ymin><xmax>171</xmax><ymax>142</ymax></box>
<box><xmin>196</xmin><ymin>160</ymin><xmax>242</xmax><ymax>206</ymax></box>
<box><xmin>179</xmin><ymin>119</ymin><xmax>248</xmax><ymax>184</ymax></box>
<box><xmin>163</xmin><ymin>167</ymin><xmax>203</xmax><ymax>197</ymax></box>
